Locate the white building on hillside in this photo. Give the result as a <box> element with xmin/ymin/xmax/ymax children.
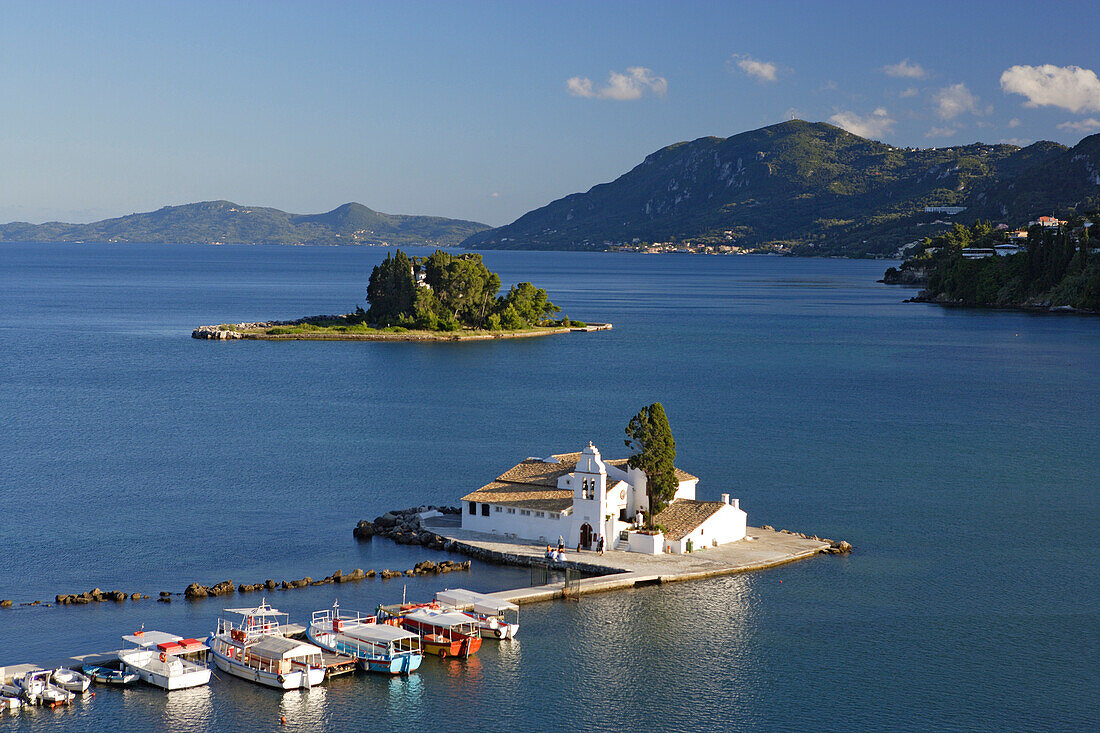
<box><xmin>460</xmin><ymin>443</ymin><xmax>747</xmax><ymax>555</ymax></box>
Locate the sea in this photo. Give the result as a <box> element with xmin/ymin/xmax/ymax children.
<box><xmin>0</xmin><ymin>242</ymin><xmax>1097</xmax><ymax>732</ymax></box>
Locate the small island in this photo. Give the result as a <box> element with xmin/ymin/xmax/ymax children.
<box><xmin>194</xmin><ymin>249</ymin><xmax>611</xmax><ymax>341</ymax></box>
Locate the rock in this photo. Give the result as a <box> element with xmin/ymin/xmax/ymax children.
<box><xmin>353</xmin><ymin>520</ymin><xmax>376</xmax><ymax>539</ymax></box>
<box><xmin>73</xmin><ymin>596</ymin><xmax>91</xmax><ymax>604</ymax></box>
<box><xmin>90</xmin><ymin>588</ymin><xmax>104</xmax><ymax>601</ymax></box>
<box><xmin>184</xmin><ymin>583</ymin><xmax>210</xmax><ymax>599</ymax></box>
<box><xmin>404</xmin><ymin>570</ymin><xmax>415</xmax><ymax>577</ymax></box>
<box><xmin>157</xmin><ymin>597</ymin><xmax>171</xmax><ymax>603</ymax></box>
<box><xmin>207</xmin><ymin>580</ymin><xmax>235</xmax><ymax>597</ymax></box>
<box><xmin>377</xmin><ymin>513</ymin><xmax>399</xmax><ymax>528</ymax></box>
<box><xmin>761</xmin><ymin>525</ymin><xmax>774</xmax><ymax>531</ymax></box>
<box><xmin>834</xmin><ymin>540</ymin><xmax>853</xmax><ymax>554</ymax></box>
<box><xmin>265</xmin><ymin>579</ymin><xmax>277</xmax><ymax>590</ymax></box>
<box><xmin>109</xmin><ymin>591</ymin><xmax>128</xmax><ymax>601</ymax></box>
<box><xmin>0</xmin><ymin>599</ymin><xmax>11</xmax><ymax>608</ymax></box>
<box><xmin>414</xmin><ymin>560</ymin><xmax>437</xmax><ymax>574</ymax></box>
<box><xmin>365</xmin><ymin>570</ymin><xmax>376</xmax><ymax>578</ymax></box>
<box><xmin>131</xmin><ymin>593</ymin><xmax>141</xmax><ymax>600</ymax></box>
<box><xmin>56</xmin><ymin>594</ymin><xmax>71</xmax><ymax>604</ymax></box>
<box><xmin>380</xmin><ymin>569</ymin><xmax>401</xmax><ymax>580</ymax></box>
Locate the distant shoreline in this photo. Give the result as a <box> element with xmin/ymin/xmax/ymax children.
<box><xmin>192</xmin><ymin>315</ymin><xmax>612</xmax><ymax>342</ymax></box>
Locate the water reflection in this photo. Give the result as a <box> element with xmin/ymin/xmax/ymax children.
<box><xmin>160</xmin><ymin>685</ymin><xmax>214</xmax><ymax>732</ymax></box>
<box><xmin>278</xmin><ymin>686</ymin><xmax>326</xmax><ymax>729</ymax></box>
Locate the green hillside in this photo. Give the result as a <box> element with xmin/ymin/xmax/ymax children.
<box><xmin>0</xmin><ymin>201</ymin><xmax>489</xmax><ymax>247</ymax></box>
<box><xmin>462</xmin><ymin>120</ymin><xmax>1100</xmax><ymax>257</ymax></box>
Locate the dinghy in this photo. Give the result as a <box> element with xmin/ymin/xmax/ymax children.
<box><xmin>51</xmin><ymin>668</ymin><xmax>91</xmax><ymax>693</ymax></box>
<box><xmin>82</xmin><ymin>663</ymin><xmax>139</xmax><ymax>686</ymax></box>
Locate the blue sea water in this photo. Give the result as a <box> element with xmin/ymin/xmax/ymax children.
<box><xmin>0</xmin><ymin>242</ymin><xmax>1097</xmax><ymax>732</ymax></box>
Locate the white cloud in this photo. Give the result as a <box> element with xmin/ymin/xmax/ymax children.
<box><xmin>1001</xmin><ymin>137</ymin><xmax>1031</xmax><ymax>146</ymax></box>
<box><xmin>490</xmin><ymin>192</ymin><xmax>501</xmax><ymax>198</ymax></box>
<box><xmin>731</xmin><ymin>54</ymin><xmax>779</xmax><ymax>83</ymax></box>
<box><xmin>933</xmin><ymin>83</ymin><xmax>988</xmax><ymax>119</ymax></box>
<box><xmin>828</xmin><ymin>108</ymin><xmax>895</xmax><ymax>139</ymax></box>
<box><xmin>1057</xmin><ymin>118</ymin><xmax>1100</xmax><ymax>133</ymax></box>
<box><xmin>1000</xmin><ymin>64</ymin><xmax>1100</xmax><ymax>113</ymax></box>
<box><xmin>1008</xmin><ymin>118</ymin><xmax>1021</xmax><ymax>128</ymax></box>
<box><xmin>567</xmin><ymin>67</ymin><xmax>667</xmax><ymax>101</ymax></box>
<box><xmin>926</xmin><ymin>126</ymin><xmax>957</xmax><ymax>138</ymax></box>
<box><xmin>899</xmin><ymin>87</ymin><xmax>919</xmax><ymax>98</ymax></box>
<box><xmin>883</xmin><ymin>59</ymin><xmax>927</xmax><ymax>78</ymax></box>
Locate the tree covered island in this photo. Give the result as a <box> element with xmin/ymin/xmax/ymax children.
<box><xmin>194</xmin><ymin>249</ymin><xmax>610</xmax><ymax>341</ymax></box>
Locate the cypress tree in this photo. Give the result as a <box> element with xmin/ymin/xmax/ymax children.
<box><xmin>624</xmin><ymin>402</ymin><xmax>678</xmax><ymax>527</ymax></box>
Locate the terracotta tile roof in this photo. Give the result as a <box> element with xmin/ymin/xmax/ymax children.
<box><xmin>460</xmin><ymin>481</ymin><xmax>573</xmax><ymax>513</ymax></box>
<box><xmin>652</xmin><ymin>499</ymin><xmax>726</xmax><ymax>541</ymax></box>
<box><xmin>462</xmin><ymin>451</ymin><xmax>698</xmax><ymax>514</ymax></box>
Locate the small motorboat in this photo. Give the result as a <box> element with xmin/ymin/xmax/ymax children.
<box><xmin>51</xmin><ymin>668</ymin><xmax>91</xmax><ymax>693</ymax></box>
<box><xmin>15</xmin><ymin>669</ymin><xmax>74</xmax><ymax>706</ymax></box>
<box><xmin>0</xmin><ymin>694</ymin><xmax>23</xmax><ymax>711</ymax></box>
<box><xmin>82</xmin><ymin>663</ymin><xmax>139</xmax><ymax>686</ymax></box>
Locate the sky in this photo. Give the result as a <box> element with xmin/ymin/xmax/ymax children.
<box><xmin>1</xmin><ymin>0</ymin><xmax>1099</xmax><ymax>226</ymax></box>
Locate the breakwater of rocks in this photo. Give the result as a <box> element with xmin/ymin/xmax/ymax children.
<box><xmin>1</xmin><ymin>556</ymin><xmax>472</xmax><ymax>611</ymax></box>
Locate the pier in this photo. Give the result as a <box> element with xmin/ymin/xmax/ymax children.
<box><xmin>423</xmin><ymin>515</ymin><xmax>836</xmax><ymax>604</ymax></box>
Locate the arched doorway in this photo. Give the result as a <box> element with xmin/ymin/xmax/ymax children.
<box><xmin>580</xmin><ymin>523</ymin><xmax>594</xmax><ymax>550</ymax></box>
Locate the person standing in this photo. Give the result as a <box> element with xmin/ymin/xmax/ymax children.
<box><xmin>597</xmin><ymin>535</ymin><xmax>605</xmax><ymax>555</ymax></box>
<box><xmin>557</xmin><ymin>535</ymin><xmax>564</xmax><ymax>553</ymax></box>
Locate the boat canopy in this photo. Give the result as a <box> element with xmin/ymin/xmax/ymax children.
<box><xmin>435</xmin><ymin>588</ymin><xmax>519</xmax><ymax>615</ymax></box>
<box><xmin>222</xmin><ymin>605</ymin><xmax>285</xmax><ymax>618</ymax></box>
<box><xmin>343</xmin><ymin>623</ymin><xmax>420</xmax><ymax>644</ymax></box>
<box><xmin>248</xmin><ymin>635</ymin><xmax>322</xmax><ymax>660</ymax></box>
<box><xmin>404</xmin><ymin>608</ymin><xmax>479</xmax><ymax>628</ymax></box>
<box><xmin>122</xmin><ymin>630</ymin><xmax>183</xmax><ymax>648</ymax></box>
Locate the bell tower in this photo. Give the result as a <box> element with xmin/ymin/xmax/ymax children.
<box><xmin>572</xmin><ymin>443</ymin><xmax>607</xmax><ymax>548</ymax></box>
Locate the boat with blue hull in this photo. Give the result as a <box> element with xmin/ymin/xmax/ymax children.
<box><xmin>307</xmin><ymin>602</ymin><xmax>423</xmax><ymax>675</ymax></box>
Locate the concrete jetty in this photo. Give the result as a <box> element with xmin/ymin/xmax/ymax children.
<box><xmin>423</xmin><ymin>516</ymin><xmax>835</xmax><ymax>604</ymax></box>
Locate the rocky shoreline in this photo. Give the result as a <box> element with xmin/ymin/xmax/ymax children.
<box><xmin>903</xmin><ymin>293</ymin><xmax>1099</xmax><ymax>315</ymax></box>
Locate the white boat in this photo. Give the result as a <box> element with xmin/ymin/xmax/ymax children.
<box><xmin>1</xmin><ymin>694</ymin><xmax>23</xmax><ymax>711</ymax></box>
<box><xmin>117</xmin><ymin>630</ymin><xmax>212</xmax><ymax>691</ymax></box>
<box><xmin>207</xmin><ymin>600</ymin><xmax>325</xmax><ymax>690</ymax></box>
<box><xmin>51</xmin><ymin>667</ymin><xmax>91</xmax><ymax>693</ymax></box>
<box><xmin>307</xmin><ymin>601</ymin><xmax>423</xmax><ymax>674</ymax></box>
<box><xmin>435</xmin><ymin>588</ymin><xmax>520</xmax><ymax>640</ymax></box>
<box><xmin>15</xmin><ymin>669</ymin><xmax>74</xmax><ymax>706</ymax></box>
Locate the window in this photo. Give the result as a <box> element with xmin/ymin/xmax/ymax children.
<box><xmin>507</xmin><ymin>508</ymin><xmax>516</xmax><ymax>514</ymax></box>
<box><xmin>482</xmin><ymin>504</ymin><xmax>490</xmax><ymax>517</ymax></box>
<box><xmin>494</xmin><ymin>506</ymin><xmax>502</xmax><ymax>513</ymax></box>
<box><xmin>549</xmin><ymin>514</ymin><xmax>559</xmax><ymax>520</ymax></box>
<box><xmin>468</xmin><ymin>502</ymin><xmax>476</xmax><ymax>515</ymax></box>
<box><xmin>535</xmin><ymin>511</ymin><xmax>544</xmax><ymax>518</ymax></box>
<box><xmin>520</xmin><ymin>510</ymin><xmax>531</xmax><ymax>516</ymax></box>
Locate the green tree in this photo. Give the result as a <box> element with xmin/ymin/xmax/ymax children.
<box><xmin>422</xmin><ymin>250</ymin><xmax>501</xmax><ymax>326</ymax></box>
<box><xmin>365</xmin><ymin>250</ymin><xmax>416</xmax><ymax>325</ymax></box>
<box><xmin>498</xmin><ymin>282</ymin><xmax>561</xmax><ymax>326</ymax></box>
<box><xmin>624</xmin><ymin>403</ymin><xmax>678</xmax><ymax>527</ymax></box>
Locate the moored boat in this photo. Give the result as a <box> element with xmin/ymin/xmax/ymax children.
<box><xmin>1</xmin><ymin>693</ymin><xmax>23</xmax><ymax>711</ymax></box>
<box><xmin>382</xmin><ymin>605</ymin><xmax>482</xmax><ymax>659</ymax></box>
<box><xmin>14</xmin><ymin>669</ymin><xmax>74</xmax><ymax>706</ymax></box>
<box><xmin>82</xmin><ymin>663</ymin><xmax>139</xmax><ymax>686</ymax></box>
<box><xmin>51</xmin><ymin>667</ymin><xmax>91</xmax><ymax>693</ymax></box>
<box><xmin>435</xmin><ymin>588</ymin><xmax>520</xmax><ymax>640</ymax></box>
<box><xmin>117</xmin><ymin>630</ymin><xmax>212</xmax><ymax>690</ymax></box>
<box><xmin>307</xmin><ymin>602</ymin><xmax>423</xmax><ymax>674</ymax></box>
<box><xmin>207</xmin><ymin>600</ymin><xmax>325</xmax><ymax>690</ymax></box>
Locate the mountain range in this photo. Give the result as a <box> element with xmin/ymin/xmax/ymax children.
<box><xmin>0</xmin><ymin>201</ymin><xmax>489</xmax><ymax>247</ymax></box>
<box><xmin>461</xmin><ymin>120</ymin><xmax>1100</xmax><ymax>257</ymax></box>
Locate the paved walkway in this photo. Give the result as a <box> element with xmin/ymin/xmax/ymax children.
<box><xmin>423</xmin><ymin>518</ymin><xmax>831</xmax><ymax>604</ymax></box>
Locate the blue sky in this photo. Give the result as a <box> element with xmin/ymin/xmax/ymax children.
<box><xmin>1</xmin><ymin>0</ymin><xmax>1098</xmax><ymax>226</ymax></box>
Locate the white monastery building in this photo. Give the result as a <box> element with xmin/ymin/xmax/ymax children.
<box><xmin>460</xmin><ymin>443</ymin><xmax>747</xmax><ymax>555</ymax></box>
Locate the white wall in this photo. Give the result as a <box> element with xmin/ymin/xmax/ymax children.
<box><xmin>665</xmin><ymin>504</ymin><xmax>747</xmax><ymax>554</ymax></box>
<box><xmin>461</xmin><ymin>501</ymin><xmax>569</xmax><ymax>545</ymax></box>
<box><xmin>628</xmin><ymin>531</ymin><xmax>664</xmax><ymax>555</ymax></box>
